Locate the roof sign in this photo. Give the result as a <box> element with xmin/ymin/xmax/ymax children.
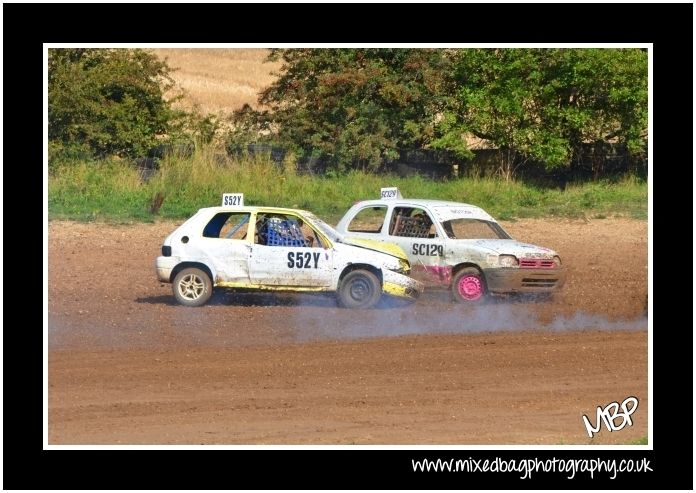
<box><xmin>222</xmin><ymin>193</ymin><xmax>244</xmax><ymax>207</ymax></box>
<box><xmin>380</xmin><ymin>187</ymin><xmax>402</xmax><ymax>200</ymax></box>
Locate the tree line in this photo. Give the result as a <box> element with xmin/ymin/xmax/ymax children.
<box><xmin>49</xmin><ymin>48</ymin><xmax>647</xmax><ymax>181</ymax></box>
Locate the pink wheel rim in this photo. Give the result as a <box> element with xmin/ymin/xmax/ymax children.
<box><xmin>458</xmin><ymin>275</ymin><xmax>483</xmax><ymax>301</ymax></box>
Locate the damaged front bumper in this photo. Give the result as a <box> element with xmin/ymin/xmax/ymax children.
<box><xmin>382</xmin><ymin>269</ymin><xmax>424</xmax><ymax>300</ymax></box>
<box><xmin>483</xmin><ymin>267</ymin><xmax>567</xmax><ymax>293</ymax></box>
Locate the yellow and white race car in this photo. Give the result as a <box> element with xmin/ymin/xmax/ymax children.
<box><xmin>156</xmin><ymin>194</ymin><xmax>423</xmax><ymax>308</ymax></box>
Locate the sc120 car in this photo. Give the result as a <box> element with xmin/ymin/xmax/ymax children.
<box><xmin>156</xmin><ymin>193</ymin><xmax>423</xmax><ymax>308</ymax></box>
<box><xmin>335</xmin><ymin>187</ymin><xmax>566</xmax><ymax>303</ymax></box>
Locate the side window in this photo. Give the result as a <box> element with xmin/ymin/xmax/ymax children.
<box><xmin>254</xmin><ymin>213</ymin><xmax>324</xmax><ymax>248</ymax></box>
<box><xmin>203</xmin><ymin>212</ymin><xmax>251</xmax><ymax>239</ymax></box>
<box><xmin>388</xmin><ymin>207</ymin><xmax>437</xmax><ymax>238</ymax></box>
<box><xmin>346</xmin><ymin>206</ymin><xmax>387</xmax><ymax>234</ymax></box>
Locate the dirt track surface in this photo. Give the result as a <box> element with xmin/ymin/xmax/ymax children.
<box><xmin>48</xmin><ymin>218</ymin><xmax>648</xmax><ymax>444</ymax></box>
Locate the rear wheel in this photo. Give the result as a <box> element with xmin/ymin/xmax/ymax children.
<box><xmin>337</xmin><ymin>270</ymin><xmax>382</xmax><ymax>309</ymax></box>
<box><xmin>452</xmin><ymin>267</ymin><xmax>486</xmax><ymax>303</ymax></box>
<box><xmin>173</xmin><ymin>267</ymin><xmax>213</xmax><ymax>307</ymax></box>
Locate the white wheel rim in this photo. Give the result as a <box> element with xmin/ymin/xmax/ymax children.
<box><xmin>178</xmin><ymin>274</ymin><xmax>205</xmax><ymax>300</ymax></box>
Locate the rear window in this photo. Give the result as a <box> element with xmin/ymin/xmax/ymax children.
<box><xmin>203</xmin><ymin>212</ymin><xmax>251</xmax><ymax>239</ymax></box>
<box><xmin>347</xmin><ymin>206</ymin><xmax>387</xmax><ymax>233</ymax></box>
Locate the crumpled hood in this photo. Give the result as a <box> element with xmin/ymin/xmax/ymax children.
<box><xmin>342</xmin><ymin>238</ymin><xmax>408</xmax><ymax>260</ymax></box>
<box><xmin>464</xmin><ymin>239</ymin><xmax>558</xmax><ymax>258</ymax></box>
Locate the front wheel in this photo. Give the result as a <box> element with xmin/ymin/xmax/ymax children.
<box><xmin>337</xmin><ymin>270</ymin><xmax>382</xmax><ymax>309</ymax></box>
<box><xmin>452</xmin><ymin>267</ymin><xmax>486</xmax><ymax>303</ymax></box>
<box><xmin>173</xmin><ymin>267</ymin><xmax>213</xmax><ymax>307</ymax></box>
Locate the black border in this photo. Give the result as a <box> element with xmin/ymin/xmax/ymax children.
<box><xmin>5</xmin><ymin>2</ymin><xmax>692</xmax><ymax>490</ymax></box>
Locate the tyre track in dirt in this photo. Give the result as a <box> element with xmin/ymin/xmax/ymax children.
<box><xmin>48</xmin><ymin>218</ymin><xmax>648</xmax><ymax>444</ymax></box>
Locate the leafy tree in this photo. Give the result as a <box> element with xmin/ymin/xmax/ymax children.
<box><xmin>49</xmin><ymin>48</ymin><xmax>178</xmax><ymax>159</ymax></box>
<box><xmin>544</xmin><ymin>49</ymin><xmax>648</xmax><ymax>177</ymax></box>
<box><xmin>233</xmin><ymin>49</ymin><xmax>453</xmax><ymax>171</ymax></box>
<box><xmin>434</xmin><ymin>48</ymin><xmax>647</xmax><ymax>180</ymax></box>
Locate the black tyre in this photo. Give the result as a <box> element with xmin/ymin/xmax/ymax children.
<box><xmin>337</xmin><ymin>269</ymin><xmax>382</xmax><ymax>309</ymax></box>
<box><xmin>452</xmin><ymin>267</ymin><xmax>487</xmax><ymax>303</ymax></box>
<box><xmin>172</xmin><ymin>267</ymin><xmax>213</xmax><ymax>307</ymax></box>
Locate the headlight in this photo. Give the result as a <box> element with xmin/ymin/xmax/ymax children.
<box><xmin>498</xmin><ymin>254</ymin><xmax>519</xmax><ymax>267</ymax></box>
<box><xmin>553</xmin><ymin>255</ymin><xmax>562</xmax><ymax>267</ymax></box>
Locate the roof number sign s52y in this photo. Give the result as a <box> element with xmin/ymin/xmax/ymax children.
<box><xmin>222</xmin><ymin>193</ymin><xmax>244</xmax><ymax>207</ymax></box>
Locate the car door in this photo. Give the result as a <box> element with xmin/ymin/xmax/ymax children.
<box><xmin>248</xmin><ymin>212</ymin><xmax>333</xmax><ymax>287</ymax></box>
<box><xmin>385</xmin><ymin>206</ymin><xmax>447</xmax><ymax>286</ymax></box>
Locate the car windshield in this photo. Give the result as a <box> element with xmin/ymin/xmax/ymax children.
<box><xmin>303</xmin><ymin>212</ymin><xmax>342</xmax><ymax>243</ymax></box>
<box><xmin>440</xmin><ymin>218</ymin><xmax>512</xmax><ymax>240</ymax></box>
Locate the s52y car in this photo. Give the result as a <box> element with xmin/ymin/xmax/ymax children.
<box><xmin>156</xmin><ymin>193</ymin><xmax>423</xmax><ymax>308</ymax></box>
<box><xmin>335</xmin><ymin>188</ymin><xmax>566</xmax><ymax>303</ymax></box>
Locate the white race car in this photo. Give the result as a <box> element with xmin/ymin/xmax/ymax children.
<box><xmin>156</xmin><ymin>194</ymin><xmax>423</xmax><ymax>308</ymax></box>
<box><xmin>335</xmin><ymin>188</ymin><xmax>566</xmax><ymax>302</ymax></box>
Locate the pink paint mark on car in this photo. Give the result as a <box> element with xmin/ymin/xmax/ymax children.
<box><xmin>520</xmin><ymin>258</ymin><xmax>556</xmax><ymax>269</ymax></box>
<box><xmin>425</xmin><ymin>265</ymin><xmax>452</xmax><ymax>286</ymax></box>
